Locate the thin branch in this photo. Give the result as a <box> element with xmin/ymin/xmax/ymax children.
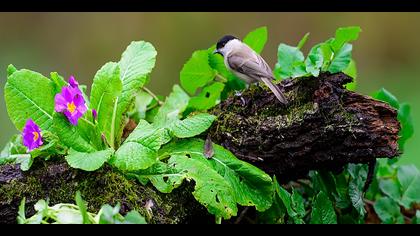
<box><xmin>234</xmin><ymin>207</ymin><xmax>250</xmax><ymax>224</ymax></box>
<box><xmin>142</xmin><ymin>87</ymin><xmax>163</xmax><ymax>105</ymax></box>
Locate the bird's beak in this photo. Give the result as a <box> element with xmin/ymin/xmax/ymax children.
<box><xmin>213</xmin><ymin>49</ymin><xmax>219</xmax><ymax>54</ymax></box>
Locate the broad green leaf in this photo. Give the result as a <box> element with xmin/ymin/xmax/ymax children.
<box><xmin>53</xmin><ymin>114</ymin><xmax>96</xmax><ymax>153</ymax></box>
<box><xmin>5</xmin><ymin>69</ymin><xmax>55</xmax><ymax>131</ymax></box>
<box><xmin>75</xmin><ymin>191</ymin><xmax>90</xmax><ymax>224</ymax></box>
<box><xmin>348</xmin><ymin>164</ymin><xmax>367</xmax><ymax>216</ymax></box>
<box><xmin>123</xmin><ymin>211</ymin><xmax>147</xmax><ymax>224</ymax></box>
<box><xmin>153</xmin><ymin>85</ymin><xmax>190</xmax><ymax>127</ymax></box>
<box><xmin>129</xmin><ymin>90</ymin><xmax>154</xmax><ymax>121</ymax></box>
<box><xmin>15</xmin><ymin>154</ymin><xmax>33</xmax><ymax>171</ymax></box>
<box><xmin>343</xmin><ymin>59</ymin><xmax>357</xmax><ymax>91</ymax></box>
<box><xmin>243</xmin><ymin>26</ymin><xmax>268</xmax><ymax>54</ymax></box>
<box><xmin>291</xmin><ymin>188</ymin><xmax>306</xmax><ymax>221</ymax></box>
<box><xmin>274</xmin><ymin>44</ymin><xmax>305</xmax><ymax>79</ymax></box>
<box><xmin>159</xmin><ymin>138</ymin><xmax>273</xmax><ymax>212</ymax></box>
<box><xmin>372</xmin><ymin>88</ymin><xmax>400</xmax><ymax>109</ymax></box>
<box><xmin>373</xmin><ymin>197</ymin><xmax>404</xmax><ymax>224</ymax></box>
<box><xmin>170</xmin><ymin>154</ymin><xmax>237</xmax><ymax>219</ymax></box>
<box><xmin>332</xmin><ymin>26</ymin><xmax>361</xmax><ymax>52</ymax></box>
<box><xmin>187</xmin><ymin>82</ymin><xmax>225</xmax><ymax>111</ymax></box>
<box><xmin>310</xmin><ymin>191</ymin><xmax>337</xmax><ymax>224</ymax></box>
<box><xmin>90</xmin><ymin>62</ymin><xmax>122</xmax><ymax>148</ymax></box>
<box><xmin>305</xmin><ymin>44</ymin><xmax>323</xmax><ymax>77</ymax></box>
<box><xmin>379</xmin><ymin>179</ymin><xmax>401</xmax><ymax>202</ymax></box>
<box><xmin>397</xmin><ymin>165</ymin><xmax>420</xmax><ymax>208</ymax></box>
<box><xmin>297</xmin><ymin>32</ymin><xmax>310</xmax><ymax>50</ymax></box>
<box><xmin>180</xmin><ymin>50</ymin><xmax>216</xmax><ymax>95</ymax></box>
<box><xmin>130</xmin><ymin>161</ymin><xmax>186</xmax><ymax>193</ymax></box>
<box><xmin>397</xmin><ymin>103</ymin><xmax>414</xmax><ymax>150</ymax></box>
<box><xmin>327</xmin><ymin>43</ymin><xmax>353</xmax><ymax>73</ymax></box>
<box><xmin>65</xmin><ymin>148</ymin><xmax>113</xmax><ymax>171</ymax></box>
<box><xmin>111</xmin><ymin>120</ymin><xmax>170</xmax><ymax>171</ymax></box>
<box><xmin>170</xmin><ymin>113</ymin><xmax>216</xmax><ymax>138</ymax></box>
<box><xmin>99</xmin><ymin>204</ymin><xmax>122</xmax><ymax>224</ymax></box>
<box><xmin>115</xmin><ymin>41</ymin><xmax>157</xmax><ymax>146</ymax></box>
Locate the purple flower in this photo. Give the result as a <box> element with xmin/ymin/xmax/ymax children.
<box><xmin>22</xmin><ymin>119</ymin><xmax>43</xmax><ymax>152</ymax></box>
<box><xmin>54</xmin><ymin>77</ymin><xmax>87</xmax><ymax>125</ymax></box>
<box><xmin>92</xmin><ymin>109</ymin><xmax>98</xmax><ymax>120</ymax></box>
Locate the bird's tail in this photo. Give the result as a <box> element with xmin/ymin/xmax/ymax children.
<box><xmin>260</xmin><ymin>77</ymin><xmax>287</xmax><ymax>104</ymax></box>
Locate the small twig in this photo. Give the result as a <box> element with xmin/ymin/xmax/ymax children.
<box><xmin>146</xmin><ymin>102</ymin><xmax>160</xmax><ymax>111</ymax></box>
<box><xmin>234</xmin><ymin>207</ymin><xmax>250</xmax><ymax>224</ymax></box>
<box><xmin>215</xmin><ymin>73</ymin><xmax>228</xmax><ymax>83</ymax></box>
<box><xmin>142</xmin><ymin>86</ymin><xmax>163</xmax><ymax>105</ymax></box>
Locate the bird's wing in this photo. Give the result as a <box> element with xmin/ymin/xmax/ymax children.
<box><xmin>227</xmin><ymin>50</ymin><xmax>275</xmax><ymax>80</ymax></box>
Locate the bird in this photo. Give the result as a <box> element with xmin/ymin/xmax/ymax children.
<box><xmin>213</xmin><ymin>35</ymin><xmax>287</xmax><ymax>104</ymax></box>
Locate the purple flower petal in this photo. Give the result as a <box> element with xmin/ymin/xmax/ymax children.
<box><xmin>68</xmin><ymin>75</ymin><xmax>79</xmax><ymax>88</ymax></box>
<box><xmin>22</xmin><ymin>119</ymin><xmax>43</xmax><ymax>152</ymax></box>
<box><xmin>54</xmin><ymin>80</ymin><xmax>87</xmax><ymax>126</ymax></box>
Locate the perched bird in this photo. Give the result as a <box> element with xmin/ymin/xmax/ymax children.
<box><xmin>213</xmin><ymin>35</ymin><xmax>287</xmax><ymax>104</ymax></box>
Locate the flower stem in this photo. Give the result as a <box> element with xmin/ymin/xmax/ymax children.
<box><xmin>215</xmin><ymin>73</ymin><xmax>228</xmax><ymax>83</ymax></box>
<box><xmin>142</xmin><ymin>86</ymin><xmax>163</xmax><ymax>105</ymax></box>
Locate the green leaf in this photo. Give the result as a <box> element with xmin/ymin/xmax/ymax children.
<box><xmin>332</xmin><ymin>26</ymin><xmax>361</xmax><ymax>52</ymax></box>
<box><xmin>99</xmin><ymin>204</ymin><xmax>122</xmax><ymax>224</ymax></box>
<box><xmin>397</xmin><ymin>103</ymin><xmax>414</xmax><ymax>150</ymax></box>
<box><xmin>170</xmin><ymin>113</ymin><xmax>216</xmax><ymax>138</ymax></box>
<box><xmin>243</xmin><ymin>26</ymin><xmax>268</xmax><ymax>54</ymax></box>
<box><xmin>153</xmin><ymin>85</ymin><xmax>190</xmax><ymax>127</ymax></box>
<box><xmin>274</xmin><ymin>43</ymin><xmax>305</xmax><ymax>79</ymax></box>
<box><xmin>123</xmin><ymin>211</ymin><xmax>147</xmax><ymax>224</ymax></box>
<box><xmin>379</xmin><ymin>179</ymin><xmax>402</xmax><ymax>202</ymax></box>
<box><xmin>111</xmin><ymin>120</ymin><xmax>170</xmax><ymax>171</ymax></box>
<box><xmin>372</xmin><ymin>88</ymin><xmax>400</xmax><ymax>109</ymax></box>
<box><xmin>130</xmin><ymin>90</ymin><xmax>154</xmax><ymax>121</ymax></box>
<box><xmin>17</xmin><ymin>197</ymin><xmax>26</xmax><ymax>224</ymax></box>
<box><xmin>5</xmin><ymin>69</ymin><xmax>55</xmax><ymax>131</ymax></box>
<box><xmin>291</xmin><ymin>188</ymin><xmax>306</xmax><ymax>220</ymax></box>
<box><xmin>348</xmin><ymin>164</ymin><xmax>367</xmax><ymax>216</ymax></box>
<box><xmin>310</xmin><ymin>191</ymin><xmax>337</xmax><ymax>224</ymax></box>
<box><xmin>90</xmin><ymin>62</ymin><xmax>122</xmax><ymax>148</ymax></box>
<box><xmin>65</xmin><ymin>148</ymin><xmax>113</xmax><ymax>171</ymax></box>
<box><xmin>327</xmin><ymin>43</ymin><xmax>353</xmax><ymax>73</ymax></box>
<box><xmin>50</xmin><ymin>72</ymin><xmax>67</xmax><ymax>94</ymax></box>
<box><xmin>305</xmin><ymin>44</ymin><xmax>323</xmax><ymax>77</ymax></box>
<box><xmin>159</xmin><ymin>139</ymin><xmax>273</xmax><ymax>212</ymax></box>
<box><xmin>7</xmin><ymin>64</ymin><xmax>17</xmax><ymax>77</ymax></box>
<box><xmin>373</xmin><ymin>197</ymin><xmax>404</xmax><ymax>224</ymax></box>
<box><xmin>397</xmin><ymin>165</ymin><xmax>420</xmax><ymax>208</ymax></box>
<box><xmin>75</xmin><ymin>191</ymin><xmax>90</xmax><ymax>224</ymax></box>
<box><xmin>297</xmin><ymin>32</ymin><xmax>310</xmax><ymax>50</ymax></box>
<box><xmin>170</xmin><ymin>154</ymin><xmax>238</xmax><ymax>219</ymax></box>
<box><xmin>115</xmin><ymin>41</ymin><xmax>157</xmax><ymax>146</ymax></box>
<box><xmin>52</xmin><ymin>114</ymin><xmax>96</xmax><ymax>153</ymax></box>
<box><xmin>343</xmin><ymin>59</ymin><xmax>357</xmax><ymax>91</ymax></box>
<box><xmin>180</xmin><ymin>50</ymin><xmax>216</xmax><ymax>95</ymax></box>
<box><xmin>187</xmin><ymin>82</ymin><xmax>225</xmax><ymax>111</ymax></box>
<box><xmin>15</xmin><ymin>154</ymin><xmax>33</xmax><ymax>171</ymax></box>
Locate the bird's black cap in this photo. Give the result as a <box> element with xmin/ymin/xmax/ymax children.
<box><xmin>216</xmin><ymin>35</ymin><xmax>239</xmax><ymax>50</ymax></box>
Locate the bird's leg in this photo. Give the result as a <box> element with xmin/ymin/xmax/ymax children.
<box><xmin>234</xmin><ymin>90</ymin><xmax>246</xmax><ymax>106</ymax></box>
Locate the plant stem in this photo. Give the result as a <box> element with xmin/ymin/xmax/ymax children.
<box><xmin>215</xmin><ymin>216</ymin><xmax>222</xmax><ymax>224</ymax></box>
<box><xmin>215</xmin><ymin>73</ymin><xmax>228</xmax><ymax>83</ymax></box>
<box><xmin>142</xmin><ymin>86</ymin><xmax>163</xmax><ymax>105</ymax></box>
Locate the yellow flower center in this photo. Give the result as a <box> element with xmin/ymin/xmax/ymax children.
<box><xmin>67</xmin><ymin>102</ymin><xmax>76</xmax><ymax>114</ymax></box>
<box><xmin>33</xmin><ymin>131</ymin><xmax>39</xmax><ymax>142</ymax></box>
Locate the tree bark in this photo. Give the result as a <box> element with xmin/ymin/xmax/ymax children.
<box><xmin>0</xmin><ymin>72</ymin><xmax>400</xmax><ymax>223</ymax></box>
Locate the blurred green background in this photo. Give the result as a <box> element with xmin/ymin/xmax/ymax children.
<box><xmin>0</xmin><ymin>13</ymin><xmax>418</xmax><ymax>166</ymax></box>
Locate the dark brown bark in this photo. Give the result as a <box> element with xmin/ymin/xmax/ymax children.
<box><xmin>209</xmin><ymin>72</ymin><xmax>400</xmax><ymax>181</ymax></box>
<box><xmin>0</xmin><ymin>72</ymin><xmax>400</xmax><ymax>223</ymax></box>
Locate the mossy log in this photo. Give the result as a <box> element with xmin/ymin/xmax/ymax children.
<box><xmin>209</xmin><ymin>72</ymin><xmax>400</xmax><ymax>181</ymax></box>
<box><xmin>0</xmin><ymin>72</ymin><xmax>400</xmax><ymax>223</ymax></box>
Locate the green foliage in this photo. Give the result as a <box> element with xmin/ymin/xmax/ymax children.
<box><xmin>90</xmin><ymin>62</ymin><xmax>122</xmax><ymax>148</ymax></box>
<box><xmin>243</xmin><ymin>26</ymin><xmax>268</xmax><ymax>54</ymax></box>
<box><xmin>17</xmin><ymin>192</ymin><xmax>146</xmax><ymax>224</ymax></box>
<box><xmin>65</xmin><ymin>148</ymin><xmax>114</xmax><ymax>171</ymax></box>
<box><xmin>310</xmin><ymin>191</ymin><xmax>337</xmax><ymax>224</ymax></box>
<box><xmin>180</xmin><ymin>50</ymin><xmax>216</xmax><ymax>95</ymax></box>
<box><xmin>5</xmin><ymin>69</ymin><xmax>55</xmax><ymax>131</ymax></box>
